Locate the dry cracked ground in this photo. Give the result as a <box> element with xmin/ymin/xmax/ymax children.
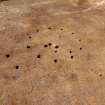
<box><xmin>0</xmin><ymin>0</ymin><xmax>105</xmax><ymax>105</ymax></box>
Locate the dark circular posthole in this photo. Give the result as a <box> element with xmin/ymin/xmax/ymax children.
<box><xmin>80</xmin><ymin>47</ymin><xmax>82</xmax><ymax>50</ymax></box>
<box><xmin>99</xmin><ymin>74</ymin><xmax>103</xmax><ymax>77</ymax></box>
<box><xmin>69</xmin><ymin>50</ymin><xmax>72</xmax><ymax>53</ymax></box>
<box><xmin>44</xmin><ymin>44</ymin><xmax>48</xmax><ymax>48</ymax></box>
<box><xmin>48</xmin><ymin>43</ymin><xmax>52</xmax><ymax>46</ymax></box>
<box><xmin>72</xmin><ymin>32</ymin><xmax>75</xmax><ymax>34</ymax></box>
<box><xmin>60</xmin><ymin>28</ymin><xmax>64</xmax><ymax>31</ymax></box>
<box><xmin>15</xmin><ymin>65</ymin><xmax>19</xmax><ymax>69</ymax></box>
<box><xmin>55</xmin><ymin>45</ymin><xmax>59</xmax><ymax>49</ymax></box>
<box><xmin>54</xmin><ymin>59</ymin><xmax>58</xmax><ymax>63</ymax></box>
<box><xmin>54</xmin><ymin>50</ymin><xmax>58</xmax><ymax>53</ymax></box>
<box><xmin>36</xmin><ymin>29</ymin><xmax>39</xmax><ymax>32</ymax></box>
<box><xmin>29</xmin><ymin>36</ymin><xmax>32</xmax><ymax>39</ymax></box>
<box><xmin>79</xmin><ymin>39</ymin><xmax>82</xmax><ymax>42</ymax></box>
<box><xmin>48</xmin><ymin>27</ymin><xmax>52</xmax><ymax>30</ymax></box>
<box><xmin>5</xmin><ymin>54</ymin><xmax>10</xmax><ymax>58</ymax></box>
<box><xmin>71</xmin><ymin>56</ymin><xmax>74</xmax><ymax>59</ymax></box>
<box><xmin>37</xmin><ymin>54</ymin><xmax>41</xmax><ymax>58</ymax></box>
<box><xmin>27</xmin><ymin>45</ymin><xmax>31</xmax><ymax>49</ymax></box>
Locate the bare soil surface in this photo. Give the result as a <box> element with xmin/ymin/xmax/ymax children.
<box><xmin>0</xmin><ymin>0</ymin><xmax>105</xmax><ymax>105</ymax></box>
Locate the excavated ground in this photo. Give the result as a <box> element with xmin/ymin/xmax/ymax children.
<box><xmin>0</xmin><ymin>0</ymin><xmax>105</xmax><ymax>105</ymax></box>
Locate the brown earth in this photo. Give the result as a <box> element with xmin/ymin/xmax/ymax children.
<box><xmin>0</xmin><ymin>0</ymin><xmax>105</xmax><ymax>105</ymax></box>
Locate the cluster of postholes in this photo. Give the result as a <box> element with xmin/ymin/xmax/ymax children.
<box><xmin>3</xmin><ymin>23</ymin><xmax>103</xmax><ymax>79</ymax></box>
<box><xmin>4</xmin><ymin>27</ymin><xmax>83</xmax><ymax>72</ymax></box>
